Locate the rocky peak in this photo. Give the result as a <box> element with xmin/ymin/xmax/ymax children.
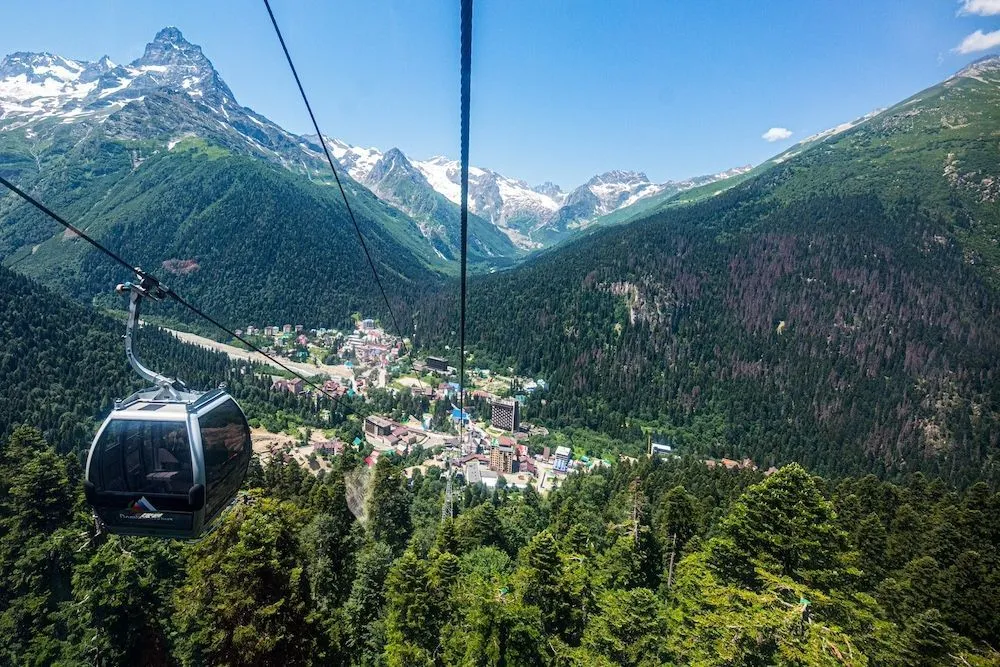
<box><xmin>532</xmin><ymin>181</ymin><xmax>563</xmax><ymax>198</ymax></box>
<box><xmin>0</xmin><ymin>52</ymin><xmax>83</xmax><ymax>82</ymax></box>
<box><xmin>587</xmin><ymin>170</ymin><xmax>651</xmax><ymax>187</ymax></box>
<box><xmin>128</xmin><ymin>27</ymin><xmax>236</xmax><ymax>106</ymax></box>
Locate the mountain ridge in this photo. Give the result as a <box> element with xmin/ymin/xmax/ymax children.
<box><xmin>0</xmin><ymin>26</ymin><xmax>749</xmax><ymax>257</ymax></box>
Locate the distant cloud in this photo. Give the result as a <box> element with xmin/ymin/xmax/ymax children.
<box><xmin>954</xmin><ymin>29</ymin><xmax>1000</xmax><ymax>53</ymax></box>
<box><xmin>957</xmin><ymin>0</ymin><xmax>1000</xmax><ymax>16</ymax></box>
<box><xmin>761</xmin><ymin>127</ymin><xmax>793</xmax><ymax>142</ymax></box>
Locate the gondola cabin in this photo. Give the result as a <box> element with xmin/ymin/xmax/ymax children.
<box><xmin>84</xmin><ymin>387</ymin><xmax>251</xmax><ymax>539</ymax></box>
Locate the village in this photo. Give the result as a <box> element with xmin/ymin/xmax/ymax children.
<box><xmin>235</xmin><ymin>315</ymin><xmax>775</xmax><ymax>494</ymax></box>
<box><xmin>233</xmin><ymin>315</ymin><xmax>604</xmax><ymax>493</ymax></box>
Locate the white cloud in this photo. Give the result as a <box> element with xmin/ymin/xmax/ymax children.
<box><xmin>954</xmin><ymin>29</ymin><xmax>1000</xmax><ymax>54</ymax></box>
<box><xmin>957</xmin><ymin>0</ymin><xmax>1000</xmax><ymax>16</ymax></box>
<box><xmin>761</xmin><ymin>127</ymin><xmax>793</xmax><ymax>142</ymax></box>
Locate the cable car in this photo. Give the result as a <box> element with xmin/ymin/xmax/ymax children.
<box><xmin>84</xmin><ymin>274</ymin><xmax>251</xmax><ymax>539</ymax></box>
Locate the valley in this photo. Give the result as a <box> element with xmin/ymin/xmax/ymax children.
<box><xmin>2</xmin><ymin>13</ymin><xmax>1000</xmax><ymax>667</ymax></box>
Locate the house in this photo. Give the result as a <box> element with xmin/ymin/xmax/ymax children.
<box><xmin>315</xmin><ymin>440</ymin><xmax>344</xmax><ymax>455</ymax></box>
<box><xmin>705</xmin><ymin>457</ymin><xmax>756</xmax><ymax>471</ymax></box>
<box><xmin>518</xmin><ymin>456</ymin><xmax>537</xmax><ymax>475</ymax></box>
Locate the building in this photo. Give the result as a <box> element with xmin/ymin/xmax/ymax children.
<box><xmin>553</xmin><ymin>446</ymin><xmax>571</xmax><ymax>473</ymax></box>
<box><xmin>272</xmin><ymin>377</ymin><xmax>304</xmax><ymax>395</ymax></box>
<box><xmin>489</xmin><ymin>444</ymin><xmax>515</xmax><ymax>474</ymax></box>
<box><xmin>282</xmin><ymin>324</ymin><xmax>293</xmax><ymax>334</ymax></box>
<box><xmin>464</xmin><ymin>460</ymin><xmax>482</xmax><ymax>485</ymax></box>
<box><xmin>364</xmin><ymin>415</ymin><xmax>394</xmax><ymax>437</ymax></box>
<box><xmin>315</xmin><ymin>440</ymin><xmax>344</xmax><ymax>455</ymax></box>
<box><xmin>462</xmin><ymin>433</ymin><xmax>478</xmax><ymax>456</ymax></box>
<box><xmin>490</xmin><ymin>398</ymin><xmax>520</xmax><ymax>433</ymax></box>
<box><xmin>426</xmin><ymin>356</ymin><xmax>449</xmax><ymax>373</ymax></box>
<box><xmin>360</xmin><ymin>318</ymin><xmax>375</xmax><ymax>330</ymax></box>
<box><xmin>650</xmin><ymin>441</ymin><xmax>673</xmax><ymax>457</ymax></box>
<box><xmin>518</xmin><ymin>456</ymin><xmax>537</xmax><ymax>476</ymax></box>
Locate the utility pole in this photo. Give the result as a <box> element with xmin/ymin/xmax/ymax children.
<box><xmin>667</xmin><ymin>533</ymin><xmax>678</xmax><ymax>589</ymax></box>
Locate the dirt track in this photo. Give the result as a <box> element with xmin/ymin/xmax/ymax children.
<box><xmin>166</xmin><ymin>328</ymin><xmax>353</xmax><ymax>380</ymax></box>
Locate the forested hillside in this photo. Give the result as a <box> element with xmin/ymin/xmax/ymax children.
<box><xmin>0</xmin><ymin>122</ymin><xmax>445</xmax><ymax>327</ymax></box>
<box><xmin>0</xmin><ymin>264</ymin><xmax>340</xmax><ymax>452</ymax></box>
<box><xmin>415</xmin><ymin>61</ymin><xmax>1000</xmax><ymax>487</ymax></box>
<box><xmin>3</xmin><ymin>423</ymin><xmax>998</xmax><ymax>665</ymax></box>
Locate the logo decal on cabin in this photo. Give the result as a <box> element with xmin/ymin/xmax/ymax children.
<box><xmin>129</xmin><ymin>496</ymin><xmax>158</xmax><ymax>513</ymax></box>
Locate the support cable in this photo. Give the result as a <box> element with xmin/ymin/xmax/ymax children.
<box><xmin>263</xmin><ymin>0</ymin><xmax>413</xmax><ymax>360</ymax></box>
<box><xmin>458</xmin><ymin>0</ymin><xmax>473</xmax><ymax>448</ymax></box>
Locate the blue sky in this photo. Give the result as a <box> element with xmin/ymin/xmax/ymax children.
<box><xmin>1</xmin><ymin>0</ymin><xmax>998</xmax><ymax>187</ymax></box>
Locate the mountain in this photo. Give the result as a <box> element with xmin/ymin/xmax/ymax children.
<box><xmin>416</xmin><ymin>56</ymin><xmax>1000</xmax><ymax>486</ymax></box>
<box><xmin>313</xmin><ymin>135</ymin><xmax>750</xmax><ymax>249</ymax></box>
<box><xmin>331</xmin><ymin>144</ymin><xmax>521</xmax><ymax>263</ymax></box>
<box><xmin>0</xmin><ymin>28</ymin><xmax>312</xmax><ymax>170</ymax></box>
<box><xmin>0</xmin><ymin>26</ymin><xmax>748</xmax><ymax>271</ymax></box>
<box><xmin>0</xmin><ymin>28</ymin><xmax>523</xmax><ymax>275</ymax></box>
<box><xmin>0</xmin><ymin>28</ymin><xmax>453</xmax><ymax>327</ymax></box>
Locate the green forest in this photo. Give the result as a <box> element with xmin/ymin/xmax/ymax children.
<box><xmin>0</xmin><ymin>264</ymin><xmax>345</xmax><ymax>451</ymax></box>
<box><xmin>5</xmin><ymin>258</ymin><xmax>1000</xmax><ymax>665</ymax></box>
<box><xmin>3</xmin><ymin>425</ymin><xmax>999</xmax><ymax>666</ymax></box>
<box><xmin>416</xmin><ymin>190</ymin><xmax>1000</xmax><ymax>489</ymax></box>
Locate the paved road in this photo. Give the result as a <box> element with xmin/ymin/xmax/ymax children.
<box><xmin>166</xmin><ymin>328</ymin><xmax>354</xmax><ymax>380</ymax></box>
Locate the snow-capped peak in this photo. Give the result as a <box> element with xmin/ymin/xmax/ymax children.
<box><xmin>950</xmin><ymin>54</ymin><xmax>1000</xmax><ymax>86</ymax></box>
<box><xmin>0</xmin><ymin>27</ymin><xmax>240</xmax><ymax>130</ymax></box>
<box><xmin>305</xmin><ymin>135</ymin><xmax>384</xmax><ymax>181</ymax></box>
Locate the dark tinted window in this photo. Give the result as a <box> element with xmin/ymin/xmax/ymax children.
<box><xmin>94</xmin><ymin>420</ymin><xmax>192</xmax><ymax>495</ymax></box>
<box><xmin>199</xmin><ymin>399</ymin><xmax>250</xmax><ymax>518</ymax></box>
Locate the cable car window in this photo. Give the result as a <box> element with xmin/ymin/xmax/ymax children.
<box><xmin>200</xmin><ymin>399</ymin><xmax>250</xmax><ymax>518</ymax></box>
<box><xmin>94</xmin><ymin>420</ymin><xmax>193</xmax><ymax>495</ymax></box>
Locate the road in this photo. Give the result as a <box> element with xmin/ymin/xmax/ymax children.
<box><xmin>166</xmin><ymin>328</ymin><xmax>354</xmax><ymax>380</ymax></box>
